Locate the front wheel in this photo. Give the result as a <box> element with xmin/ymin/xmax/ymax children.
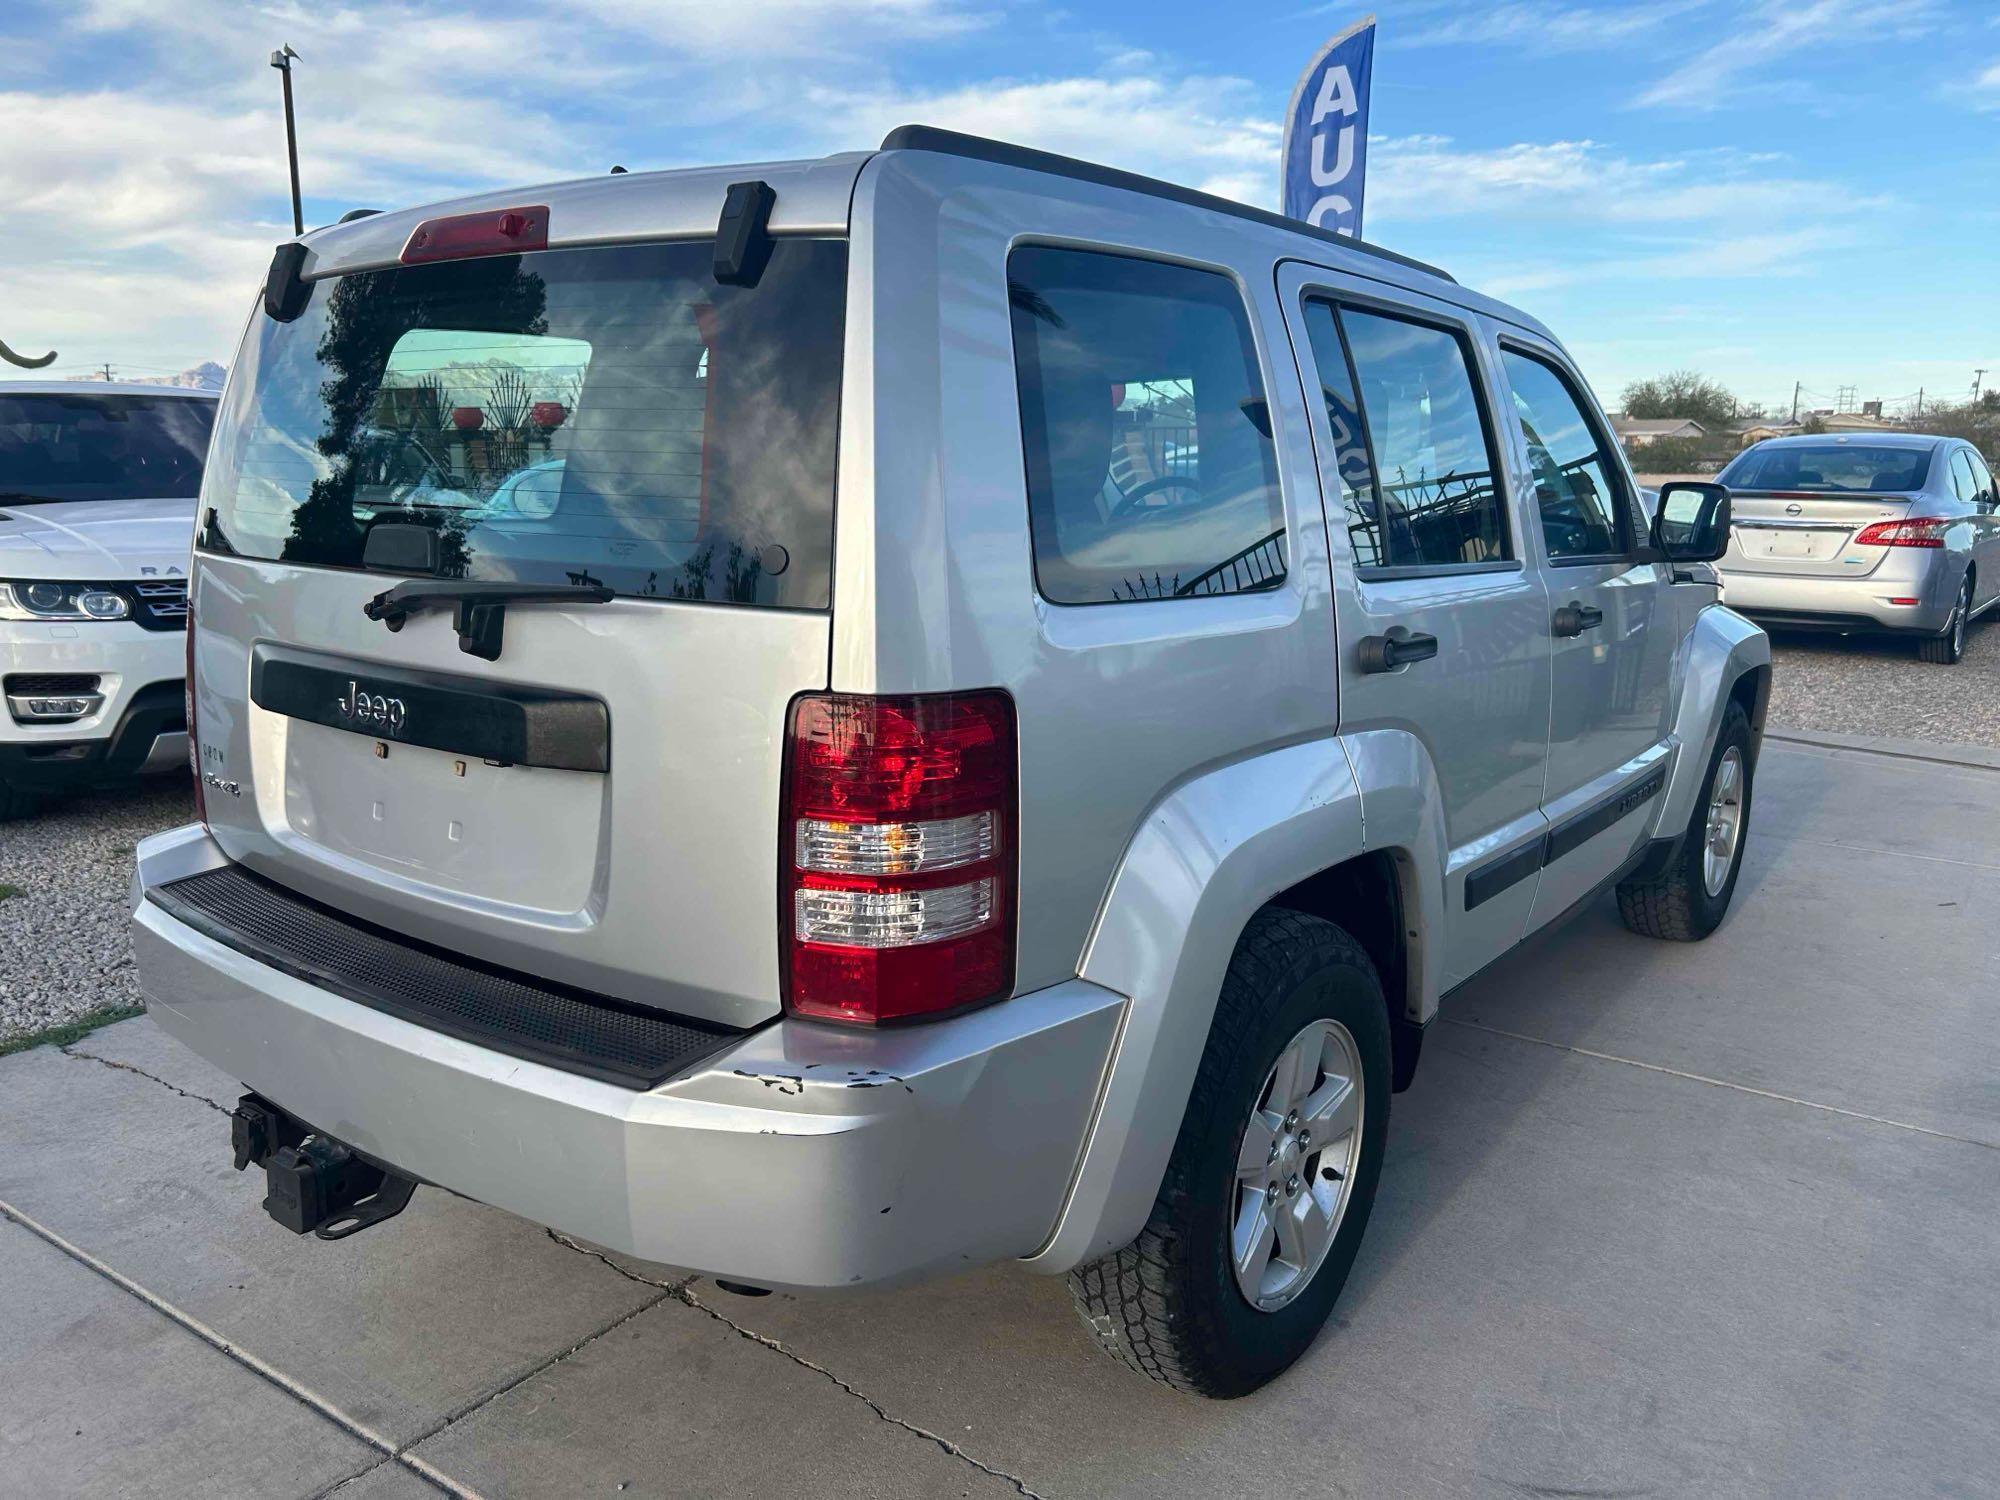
<box><xmin>1617</xmin><ymin>701</ymin><xmax>1753</xmax><ymax>941</ymax></box>
<box><xmin>1067</xmin><ymin>908</ymin><xmax>1391</xmax><ymax>1397</ymax></box>
<box><xmin>1917</xmin><ymin>573</ymin><xmax>1972</xmax><ymax>665</ymax></box>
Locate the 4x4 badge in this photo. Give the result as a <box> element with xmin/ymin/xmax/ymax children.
<box><xmin>335</xmin><ymin>680</ymin><xmax>407</xmax><ymax>734</ymax></box>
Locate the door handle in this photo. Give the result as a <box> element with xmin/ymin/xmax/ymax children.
<box><xmin>1357</xmin><ymin>631</ymin><xmax>1439</xmax><ymax>673</ymax></box>
<box><xmin>1552</xmin><ymin>602</ymin><xmax>1604</xmax><ymax>637</ymax></box>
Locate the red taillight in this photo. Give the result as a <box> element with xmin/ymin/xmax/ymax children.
<box><xmin>185</xmin><ymin>584</ymin><xmax>205</xmax><ymax>827</ymax></box>
<box><xmin>1853</xmin><ymin>517</ymin><xmax>1949</xmax><ymax>549</ymax></box>
<box><xmin>781</xmin><ymin>692</ymin><xmax>1017</xmax><ymax>1025</ymax></box>
<box><xmin>399</xmin><ymin>204</ymin><xmax>549</xmax><ymax>265</ymax></box>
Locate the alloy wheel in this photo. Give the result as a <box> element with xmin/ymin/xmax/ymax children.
<box><xmin>1230</xmin><ymin>1017</ymin><xmax>1365</xmax><ymax>1312</ymax></box>
<box><xmin>1703</xmin><ymin>745</ymin><xmax>1746</xmax><ymax>897</ymax></box>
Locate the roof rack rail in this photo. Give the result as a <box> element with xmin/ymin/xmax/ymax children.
<box><xmin>877</xmin><ymin>124</ymin><xmax>1455</xmax><ymax>286</ymax></box>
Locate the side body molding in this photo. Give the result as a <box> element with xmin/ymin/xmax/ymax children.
<box><xmin>1025</xmin><ymin>737</ymin><xmax>1371</xmax><ymax>1272</ymax></box>
<box><xmin>1653</xmin><ymin>604</ymin><xmax>1771</xmax><ymax>845</ymax></box>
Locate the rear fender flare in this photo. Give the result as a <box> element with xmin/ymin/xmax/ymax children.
<box><xmin>1025</xmin><ymin>735</ymin><xmax>1431</xmax><ymax>1272</ymax></box>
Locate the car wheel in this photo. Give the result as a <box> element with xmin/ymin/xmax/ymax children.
<box><xmin>0</xmin><ymin>781</ymin><xmax>42</xmax><ymax>822</ymax></box>
<box><xmin>1066</xmin><ymin>907</ymin><xmax>1391</xmax><ymax>1398</ymax></box>
<box><xmin>1617</xmin><ymin>701</ymin><xmax>1753</xmax><ymax>942</ymax></box>
<box><xmin>1918</xmin><ymin>574</ymin><xmax>1972</xmax><ymax>665</ymax></box>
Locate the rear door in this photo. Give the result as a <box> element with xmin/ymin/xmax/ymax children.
<box><xmin>1491</xmin><ymin>333</ymin><xmax>1677</xmax><ymax>928</ymax></box>
<box><xmin>192</xmin><ymin>231</ymin><xmax>851</xmax><ymax>1029</ymax></box>
<box><xmin>1965</xmin><ymin>449</ymin><xmax>2000</xmax><ymax>609</ymax></box>
<box><xmin>1277</xmin><ymin>264</ymin><xmax>1553</xmax><ymax>986</ymax></box>
<box><xmin>1720</xmin><ymin>441</ymin><xmax>1936</xmax><ymax>580</ymax></box>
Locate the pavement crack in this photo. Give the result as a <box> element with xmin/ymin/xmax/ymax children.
<box><xmin>545</xmin><ymin>1229</ymin><xmax>1045</xmax><ymax>1497</ymax></box>
<box><xmin>58</xmin><ymin>1045</ymin><xmax>229</xmax><ymax>1114</ymax></box>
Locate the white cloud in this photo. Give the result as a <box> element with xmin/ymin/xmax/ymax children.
<box><xmin>1398</xmin><ymin>1</ymin><xmax>1708</xmax><ymax>53</ymax></box>
<box><xmin>1637</xmin><ymin>0</ymin><xmax>1942</xmax><ymax>109</ymax></box>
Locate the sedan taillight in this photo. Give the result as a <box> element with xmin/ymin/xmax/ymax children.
<box><xmin>1853</xmin><ymin>517</ymin><xmax>1950</xmax><ymax>549</ymax></box>
<box><xmin>781</xmin><ymin>691</ymin><xmax>1016</xmax><ymax>1024</ymax></box>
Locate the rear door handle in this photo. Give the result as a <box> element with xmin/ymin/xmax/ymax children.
<box><xmin>1357</xmin><ymin>632</ymin><xmax>1439</xmax><ymax>673</ymax></box>
<box><xmin>1552</xmin><ymin>603</ymin><xmax>1604</xmax><ymax>637</ymax></box>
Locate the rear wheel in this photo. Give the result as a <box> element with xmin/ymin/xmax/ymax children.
<box><xmin>1066</xmin><ymin>908</ymin><xmax>1391</xmax><ymax>1397</ymax></box>
<box><xmin>0</xmin><ymin>782</ymin><xmax>41</xmax><ymax>822</ymax></box>
<box><xmin>1617</xmin><ymin>701</ymin><xmax>1752</xmax><ymax>941</ymax></box>
<box><xmin>1918</xmin><ymin>573</ymin><xmax>1972</xmax><ymax>665</ymax></box>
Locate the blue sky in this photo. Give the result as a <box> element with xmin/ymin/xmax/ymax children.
<box><xmin>3</xmin><ymin>0</ymin><xmax>1995</xmax><ymax>417</ymax></box>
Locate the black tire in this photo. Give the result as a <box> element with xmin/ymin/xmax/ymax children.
<box><xmin>1067</xmin><ymin>908</ymin><xmax>1392</xmax><ymax>1398</ymax></box>
<box><xmin>0</xmin><ymin>781</ymin><xmax>41</xmax><ymax>822</ymax></box>
<box><xmin>1917</xmin><ymin>573</ymin><xmax>1972</xmax><ymax>665</ymax></box>
<box><xmin>1617</xmin><ymin>701</ymin><xmax>1753</xmax><ymax>941</ymax></box>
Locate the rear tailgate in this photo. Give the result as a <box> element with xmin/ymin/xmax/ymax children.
<box><xmin>189</xmin><ymin>186</ymin><xmax>854</xmax><ymax>1031</ymax></box>
<box><xmin>1724</xmin><ymin>491</ymin><xmax>1915</xmax><ymax>579</ymax></box>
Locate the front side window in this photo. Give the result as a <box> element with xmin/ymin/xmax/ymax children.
<box><xmin>1966</xmin><ymin>450</ymin><xmax>1996</xmax><ymax>507</ymax></box>
<box><xmin>1949</xmin><ymin>450</ymin><xmax>1977</xmax><ymax>502</ymax></box>
<box><xmin>0</xmin><ymin>393</ymin><xmax>215</xmax><ymax>505</ymax></box>
<box><xmin>203</xmin><ymin>238</ymin><xmax>847</xmax><ymax>609</ymax></box>
<box><xmin>1500</xmin><ymin>348</ymin><xmax>1630</xmax><ymax>561</ymax></box>
<box><xmin>1305</xmin><ymin>301</ymin><xmax>1508</xmax><ymax>572</ymax></box>
<box><xmin>1008</xmin><ymin>247</ymin><xmax>1286</xmax><ymax>604</ymax></box>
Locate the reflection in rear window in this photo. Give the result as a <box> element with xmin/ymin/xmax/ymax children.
<box><xmin>1722</xmin><ymin>444</ymin><xmax>1933</xmax><ymax>494</ymax></box>
<box><xmin>201</xmin><ymin>239</ymin><xmax>846</xmax><ymax>609</ymax></box>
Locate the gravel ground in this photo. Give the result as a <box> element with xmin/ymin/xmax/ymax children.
<box><xmin>0</xmin><ymin>777</ymin><xmax>194</xmax><ymax>1045</ymax></box>
<box><xmin>1764</xmin><ymin>610</ymin><xmax>2000</xmax><ymax>748</ymax></box>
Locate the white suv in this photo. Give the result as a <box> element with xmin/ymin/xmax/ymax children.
<box><xmin>131</xmin><ymin>128</ymin><xmax>1769</xmax><ymax>1396</ymax></box>
<box><xmin>1</xmin><ymin>381</ymin><xmax>214</xmax><ymax>818</ymax></box>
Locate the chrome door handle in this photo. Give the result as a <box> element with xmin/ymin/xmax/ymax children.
<box><xmin>1552</xmin><ymin>603</ymin><xmax>1604</xmax><ymax>637</ymax></box>
<box><xmin>1357</xmin><ymin>631</ymin><xmax>1439</xmax><ymax>673</ymax></box>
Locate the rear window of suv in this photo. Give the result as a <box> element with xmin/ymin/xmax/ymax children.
<box><xmin>202</xmin><ymin>238</ymin><xmax>847</xmax><ymax>609</ymax></box>
<box><xmin>1721</xmin><ymin>443</ymin><xmax>1932</xmax><ymax>494</ymax></box>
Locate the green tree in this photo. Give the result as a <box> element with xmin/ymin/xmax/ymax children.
<box><xmin>1620</xmin><ymin>369</ymin><xmax>1742</xmax><ymax>430</ymax></box>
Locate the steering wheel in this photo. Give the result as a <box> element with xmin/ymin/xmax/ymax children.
<box><xmin>1107</xmin><ymin>474</ymin><xmax>1203</xmax><ymax>520</ymax></box>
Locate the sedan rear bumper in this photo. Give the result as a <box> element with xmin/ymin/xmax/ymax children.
<box><xmin>131</xmin><ymin>824</ymin><xmax>1125</xmax><ymax>1291</ymax></box>
<box><xmin>1718</xmin><ymin>558</ymin><xmax>1957</xmax><ymax>634</ymax></box>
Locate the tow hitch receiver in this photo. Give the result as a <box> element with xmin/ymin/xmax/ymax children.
<box><xmin>231</xmin><ymin>1095</ymin><xmax>418</xmax><ymax>1240</ymax></box>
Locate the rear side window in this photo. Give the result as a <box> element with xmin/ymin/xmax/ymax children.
<box><xmin>1008</xmin><ymin>247</ymin><xmax>1286</xmax><ymax>604</ymax></box>
<box><xmin>0</xmin><ymin>393</ymin><xmax>215</xmax><ymax>504</ymax></box>
<box><xmin>1302</xmin><ymin>300</ymin><xmax>1508</xmax><ymax>572</ymax></box>
<box><xmin>1500</xmin><ymin>348</ymin><xmax>1631</xmax><ymax>561</ymax></box>
<box><xmin>203</xmin><ymin>239</ymin><xmax>847</xmax><ymax>609</ymax></box>
<box><xmin>1949</xmin><ymin>450</ymin><xmax>1977</xmax><ymax>502</ymax></box>
<box><xmin>1721</xmin><ymin>444</ymin><xmax>1931</xmax><ymax>494</ymax></box>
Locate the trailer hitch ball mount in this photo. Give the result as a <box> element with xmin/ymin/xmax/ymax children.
<box><xmin>231</xmin><ymin>1094</ymin><xmax>418</xmax><ymax>1240</ymax></box>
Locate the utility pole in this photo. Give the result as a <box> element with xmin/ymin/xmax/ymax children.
<box><xmin>270</xmin><ymin>44</ymin><xmax>303</xmax><ymax>237</ymax></box>
<box><xmin>1790</xmin><ymin>381</ymin><xmax>1801</xmax><ymax>423</ymax></box>
<box><xmin>1916</xmin><ymin>387</ymin><xmax>1923</xmax><ymax>418</ymax></box>
<box><xmin>1975</xmin><ymin>369</ymin><xmax>1988</xmax><ymax>404</ymax></box>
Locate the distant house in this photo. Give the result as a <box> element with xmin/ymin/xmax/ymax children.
<box><xmin>1821</xmin><ymin>412</ymin><xmax>1897</xmax><ymax>433</ymax></box>
<box><xmin>1736</xmin><ymin>420</ymin><xmax>1805</xmax><ymax>447</ymax></box>
<box><xmin>1608</xmin><ymin>415</ymin><xmax>1705</xmax><ymax>450</ymax></box>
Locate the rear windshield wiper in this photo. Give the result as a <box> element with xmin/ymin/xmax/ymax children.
<box><xmin>363</xmin><ymin>578</ymin><xmax>615</xmax><ymax>661</ymax></box>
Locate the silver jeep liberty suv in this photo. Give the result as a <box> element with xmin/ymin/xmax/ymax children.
<box><xmin>131</xmin><ymin>126</ymin><xmax>1769</xmax><ymax>1397</ymax></box>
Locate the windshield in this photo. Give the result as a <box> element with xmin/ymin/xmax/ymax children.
<box><xmin>1722</xmin><ymin>443</ymin><xmax>1933</xmax><ymax>494</ymax></box>
<box><xmin>202</xmin><ymin>238</ymin><xmax>846</xmax><ymax>609</ymax></box>
<box><xmin>0</xmin><ymin>392</ymin><xmax>216</xmax><ymax>503</ymax></box>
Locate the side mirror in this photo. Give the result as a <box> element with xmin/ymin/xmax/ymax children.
<box><xmin>1651</xmin><ymin>481</ymin><xmax>1731</xmax><ymax>563</ymax></box>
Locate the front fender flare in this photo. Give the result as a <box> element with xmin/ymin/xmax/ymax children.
<box><xmin>1655</xmin><ymin>603</ymin><xmax>1770</xmax><ymax>845</ymax></box>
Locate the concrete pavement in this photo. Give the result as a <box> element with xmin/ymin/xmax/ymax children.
<box><xmin>3</xmin><ymin>734</ymin><xmax>1995</xmax><ymax>1498</ymax></box>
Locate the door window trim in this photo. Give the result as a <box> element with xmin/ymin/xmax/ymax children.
<box><xmin>1496</xmin><ymin>335</ymin><xmax>1646</xmax><ymax>570</ymax></box>
<box><xmin>1299</xmin><ymin>288</ymin><xmax>1522</xmax><ymax>583</ymax></box>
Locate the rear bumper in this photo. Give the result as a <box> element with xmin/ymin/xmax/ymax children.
<box><xmin>130</xmin><ymin>824</ymin><xmax>1125</xmax><ymax>1291</ymax></box>
<box><xmin>0</xmin><ymin>619</ymin><xmax>187</xmax><ymax>788</ymax></box>
<box><xmin>1717</xmin><ymin>555</ymin><xmax>1955</xmax><ymax>634</ymax></box>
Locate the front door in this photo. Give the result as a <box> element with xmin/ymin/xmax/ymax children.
<box><xmin>1492</xmin><ymin>336</ymin><xmax>1678</xmax><ymax>930</ymax></box>
<box><xmin>1278</xmin><ymin>264</ymin><xmax>1553</xmax><ymax>986</ymax></box>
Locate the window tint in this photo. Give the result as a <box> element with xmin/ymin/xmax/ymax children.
<box><xmin>1949</xmin><ymin>450</ymin><xmax>1977</xmax><ymax>502</ymax></box>
<box><xmin>203</xmin><ymin>239</ymin><xmax>847</xmax><ymax>609</ymax></box>
<box><xmin>0</xmin><ymin>393</ymin><xmax>215</xmax><ymax>504</ymax></box>
<box><xmin>1967</xmin><ymin>451</ymin><xmax>1996</xmax><ymax>505</ymax></box>
<box><xmin>1008</xmin><ymin>247</ymin><xmax>1286</xmax><ymax>604</ymax></box>
<box><xmin>1500</xmin><ymin>349</ymin><xmax>1629</xmax><ymax>560</ymax></box>
<box><xmin>1307</xmin><ymin>302</ymin><xmax>1507</xmax><ymax>571</ymax></box>
<box><xmin>1721</xmin><ymin>444</ymin><xmax>1930</xmax><ymax>493</ymax></box>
